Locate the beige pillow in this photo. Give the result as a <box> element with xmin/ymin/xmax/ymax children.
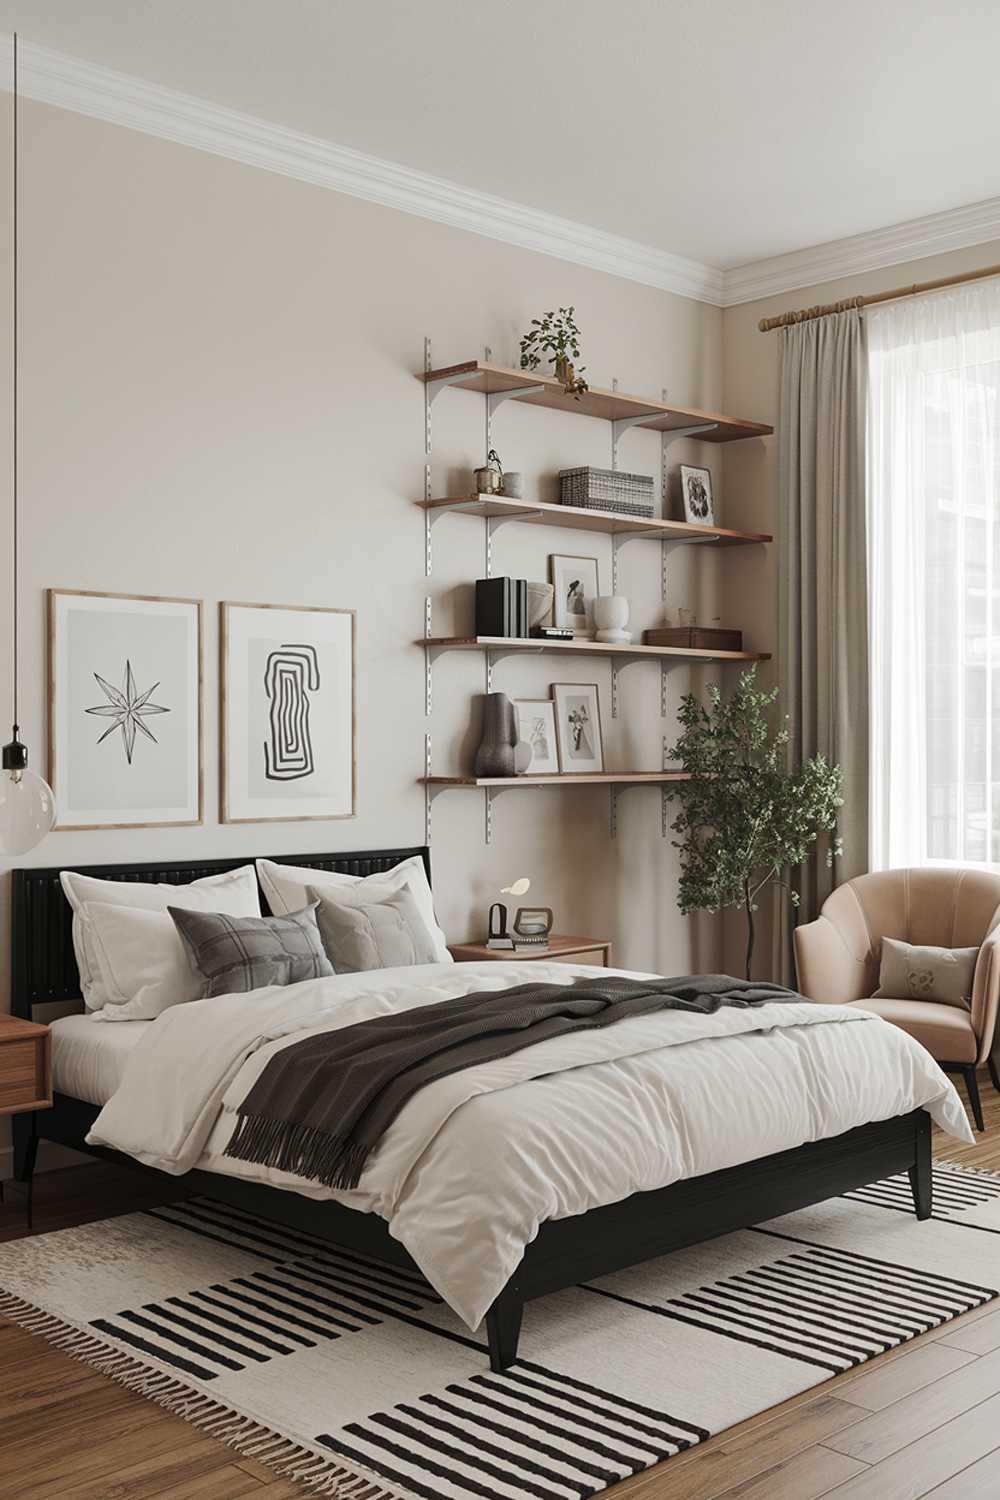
<box><xmin>60</xmin><ymin>865</ymin><xmax>261</xmax><ymax>1011</ymax></box>
<box><xmin>874</xmin><ymin>937</ymin><xmax>978</xmax><ymax>1009</ymax></box>
<box><xmin>256</xmin><ymin>854</ymin><xmax>451</xmax><ymax>964</ymax></box>
<box><xmin>309</xmin><ymin>885</ymin><xmax>440</xmax><ymax>974</ymax></box>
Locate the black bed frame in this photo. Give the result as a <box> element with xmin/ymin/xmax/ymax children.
<box><xmin>10</xmin><ymin>846</ymin><xmax>933</xmax><ymax>1372</ymax></box>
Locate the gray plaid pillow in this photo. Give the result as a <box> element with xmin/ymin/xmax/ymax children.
<box><xmin>169</xmin><ymin>902</ymin><xmax>333</xmax><ymax>997</ymax></box>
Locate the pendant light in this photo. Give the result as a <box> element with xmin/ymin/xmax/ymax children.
<box><xmin>0</xmin><ymin>34</ymin><xmax>56</xmax><ymax>853</ymax></box>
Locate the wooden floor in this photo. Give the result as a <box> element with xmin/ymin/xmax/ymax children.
<box><xmin>1</xmin><ymin>1074</ymin><xmax>998</xmax><ymax>1499</ymax></box>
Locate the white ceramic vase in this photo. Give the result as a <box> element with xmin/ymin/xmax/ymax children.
<box><xmin>593</xmin><ymin>595</ymin><xmax>631</xmax><ymax>644</ymax></box>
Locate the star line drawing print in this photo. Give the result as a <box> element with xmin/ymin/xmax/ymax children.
<box><xmin>85</xmin><ymin>660</ymin><xmax>170</xmax><ymax>765</ymax></box>
<box><xmin>263</xmin><ymin>643</ymin><xmax>319</xmax><ymax>781</ymax></box>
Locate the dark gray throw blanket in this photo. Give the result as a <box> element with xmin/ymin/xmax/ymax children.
<box><xmin>224</xmin><ymin>973</ymin><xmax>805</xmax><ymax>1190</ymax></box>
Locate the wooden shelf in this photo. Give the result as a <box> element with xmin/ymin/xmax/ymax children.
<box><xmin>418</xmin><ymin>494</ymin><xmax>771</xmax><ymax>545</ymax></box>
<box><xmin>421</xmin><ymin>635</ymin><xmax>769</xmax><ymax>664</ymax></box>
<box><xmin>421</xmin><ymin>360</ymin><xmax>773</xmax><ymax>442</ymax></box>
<box><xmin>421</xmin><ymin>772</ymin><xmax>688</xmax><ymax>788</ymax></box>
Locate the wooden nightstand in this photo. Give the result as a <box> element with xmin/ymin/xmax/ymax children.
<box><xmin>448</xmin><ymin>935</ymin><xmax>613</xmax><ymax>967</ymax></box>
<box><xmin>0</xmin><ymin>1016</ymin><xmax>52</xmax><ymax>1232</ymax></box>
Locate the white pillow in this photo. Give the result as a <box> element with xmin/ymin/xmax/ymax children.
<box><xmin>86</xmin><ymin>903</ymin><xmax>204</xmax><ymax>1022</ymax></box>
<box><xmin>60</xmin><ymin>865</ymin><xmax>261</xmax><ymax>1011</ymax></box>
<box><xmin>256</xmin><ymin>855</ymin><xmax>451</xmax><ymax>964</ymax></box>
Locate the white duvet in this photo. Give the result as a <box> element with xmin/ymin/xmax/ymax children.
<box><xmin>88</xmin><ymin>960</ymin><xmax>973</xmax><ymax>1328</ymax></box>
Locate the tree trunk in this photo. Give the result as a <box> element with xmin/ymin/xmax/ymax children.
<box><xmin>744</xmin><ymin>881</ymin><xmax>755</xmax><ymax>981</ymax></box>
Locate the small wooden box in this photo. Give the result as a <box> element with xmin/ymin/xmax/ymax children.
<box><xmin>643</xmin><ymin>626</ymin><xmax>743</xmax><ymax>652</ymax></box>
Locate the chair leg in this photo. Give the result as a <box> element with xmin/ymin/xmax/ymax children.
<box><xmin>963</xmin><ymin>1066</ymin><xmax>985</xmax><ymax>1133</ymax></box>
<box><xmin>989</xmin><ymin>1053</ymin><xmax>1000</xmax><ymax>1096</ymax></box>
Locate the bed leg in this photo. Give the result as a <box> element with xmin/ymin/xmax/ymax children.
<box><xmin>486</xmin><ymin>1287</ymin><xmax>523</xmax><ymax>1372</ymax></box>
<box><xmin>908</xmin><ymin>1111</ymin><xmax>932</xmax><ymax>1221</ymax></box>
<box><xmin>12</xmin><ymin>1114</ymin><xmax>38</xmax><ymax>1233</ymax></box>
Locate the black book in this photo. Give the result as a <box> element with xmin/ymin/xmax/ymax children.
<box><xmin>515</xmin><ymin>579</ymin><xmax>527</xmax><ymax>638</ymax></box>
<box><xmin>476</xmin><ymin>577</ymin><xmax>513</xmax><ymax>637</ymax></box>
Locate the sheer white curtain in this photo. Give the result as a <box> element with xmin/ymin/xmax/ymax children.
<box><xmin>868</xmin><ymin>281</ymin><xmax>1000</xmax><ymax>868</ymax></box>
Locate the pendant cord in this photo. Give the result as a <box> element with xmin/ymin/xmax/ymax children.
<box><xmin>11</xmin><ymin>31</ymin><xmax>17</xmax><ymax>734</ymax></box>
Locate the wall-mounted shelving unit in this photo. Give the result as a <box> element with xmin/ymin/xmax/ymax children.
<box><xmin>418</xmin><ymin>342</ymin><xmax>773</xmax><ymax>843</ymax></box>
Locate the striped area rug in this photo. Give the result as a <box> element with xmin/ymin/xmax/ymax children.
<box><xmin>1</xmin><ymin>1162</ymin><xmax>998</xmax><ymax>1499</ymax></box>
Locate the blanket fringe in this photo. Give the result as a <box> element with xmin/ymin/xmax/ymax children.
<box><xmin>0</xmin><ymin>1291</ymin><xmax>409</xmax><ymax>1500</ymax></box>
<box><xmin>226</xmin><ymin>1113</ymin><xmax>370</xmax><ymax>1191</ymax></box>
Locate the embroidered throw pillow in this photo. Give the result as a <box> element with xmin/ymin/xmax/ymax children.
<box><xmin>873</xmin><ymin>937</ymin><xmax>979</xmax><ymax>1010</ymax></box>
<box><xmin>169</xmin><ymin>904</ymin><xmax>333</xmax><ymax>997</ymax></box>
<box><xmin>309</xmin><ymin>885</ymin><xmax>440</xmax><ymax>974</ymax></box>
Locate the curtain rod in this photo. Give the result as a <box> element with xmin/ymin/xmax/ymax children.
<box><xmin>757</xmin><ymin>260</ymin><xmax>1000</xmax><ymax>332</ymax></box>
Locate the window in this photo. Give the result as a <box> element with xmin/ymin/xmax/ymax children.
<box><xmin>868</xmin><ymin>283</ymin><xmax>1000</xmax><ymax>867</ymax></box>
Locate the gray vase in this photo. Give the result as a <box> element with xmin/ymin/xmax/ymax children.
<box><xmin>475</xmin><ymin>692</ymin><xmax>518</xmax><ymax>777</ymax></box>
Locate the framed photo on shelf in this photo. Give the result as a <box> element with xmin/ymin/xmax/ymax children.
<box><xmin>679</xmin><ymin>465</ymin><xmax>715</xmax><ymax>526</ymax></box>
<box><xmin>220</xmin><ymin>601</ymin><xmax>356</xmax><ymax>824</ymax></box>
<box><xmin>549</xmin><ymin>553</ymin><xmax>599</xmax><ymax>636</ymax></box>
<box><xmin>552</xmin><ymin>682</ymin><xmax>604</xmax><ymax>773</ymax></box>
<box><xmin>47</xmin><ymin>588</ymin><xmax>203</xmax><ymax>830</ymax></box>
<box><xmin>513</xmin><ymin>698</ymin><xmax>559</xmax><ymax>774</ymax></box>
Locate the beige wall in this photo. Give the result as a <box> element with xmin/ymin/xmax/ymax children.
<box><xmin>0</xmin><ymin>93</ymin><xmax>750</xmax><ymax>1129</ymax></box>
<box><xmin>721</xmin><ymin>238</ymin><xmax>1000</xmax><ymax>970</ymax></box>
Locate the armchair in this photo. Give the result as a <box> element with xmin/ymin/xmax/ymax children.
<box><xmin>794</xmin><ymin>867</ymin><xmax>1000</xmax><ymax>1131</ymax></box>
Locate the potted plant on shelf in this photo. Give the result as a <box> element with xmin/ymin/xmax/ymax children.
<box><xmin>519</xmin><ymin>307</ymin><xmax>589</xmax><ymax>397</ymax></box>
<box><xmin>664</xmin><ymin>668</ymin><xmax>843</xmax><ymax>980</ymax></box>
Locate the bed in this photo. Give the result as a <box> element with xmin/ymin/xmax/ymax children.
<box><xmin>11</xmin><ymin>847</ymin><xmax>970</xmax><ymax>1372</ymax></box>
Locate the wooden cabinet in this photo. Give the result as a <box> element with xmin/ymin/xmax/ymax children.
<box><xmin>448</xmin><ymin>935</ymin><xmax>612</xmax><ymax>967</ymax></box>
<box><xmin>0</xmin><ymin>1017</ymin><xmax>52</xmax><ymax>1117</ymax></box>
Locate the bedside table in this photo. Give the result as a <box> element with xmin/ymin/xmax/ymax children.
<box><xmin>448</xmin><ymin>935</ymin><xmax>613</xmax><ymax>967</ymax></box>
<box><xmin>0</xmin><ymin>1016</ymin><xmax>52</xmax><ymax>1231</ymax></box>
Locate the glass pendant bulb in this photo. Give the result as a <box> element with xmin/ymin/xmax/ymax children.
<box><xmin>0</xmin><ymin>731</ymin><xmax>56</xmax><ymax>854</ymax></box>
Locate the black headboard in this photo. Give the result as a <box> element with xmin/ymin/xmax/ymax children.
<box><xmin>10</xmin><ymin>845</ymin><xmax>431</xmax><ymax>1019</ymax></box>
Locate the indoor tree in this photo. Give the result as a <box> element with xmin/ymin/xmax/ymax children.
<box><xmin>664</xmin><ymin>668</ymin><xmax>843</xmax><ymax>980</ymax></box>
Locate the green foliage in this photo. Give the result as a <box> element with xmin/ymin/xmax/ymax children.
<box><xmin>519</xmin><ymin>307</ymin><xmax>589</xmax><ymax>394</ymax></box>
<box><xmin>664</xmin><ymin>667</ymin><xmax>843</xmax><ymax>979</ymax></box>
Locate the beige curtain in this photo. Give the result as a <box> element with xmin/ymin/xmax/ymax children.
<box><xmin>774</xmin><ymin>309</ymin><xmax>869</xmax><ymax>983</ymax></box>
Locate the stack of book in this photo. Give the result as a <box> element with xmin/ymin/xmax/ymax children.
<box><xmin>475</xmin><ymin>578</ymin><xmax>528</xmax><ymax>638</ymax></box>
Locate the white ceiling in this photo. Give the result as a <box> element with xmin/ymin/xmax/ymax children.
<box><xmin>2</xmin><ymin>0</ymin><xmax>1000</xmax><ymax>278</ymax></box>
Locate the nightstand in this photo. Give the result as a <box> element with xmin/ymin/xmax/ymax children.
<box><xmin>448</xmin><ymin>935</ymin><xmax>613</xmax><ymax>967</ymax></box>
<box><xmin>0</xmin><ymin>1016</ymin><xmax>52</xmax><ymax>1231</ymax></box>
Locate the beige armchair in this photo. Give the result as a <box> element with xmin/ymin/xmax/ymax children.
<box><xmin>794</xmin><ymin>867</ymin><xmax>1000</xmax><ymax>1132</ymax></box>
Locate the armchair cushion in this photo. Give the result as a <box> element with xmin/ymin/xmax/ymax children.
<box><xmin>873</xmin><ymin>937</ymin><xmax>978</xmax><ymax>1010</ymax></box>
<box><xmin>855</xmin><ymin>997</ymin><xmax>978</xmax><ymax>1063</ymax></box>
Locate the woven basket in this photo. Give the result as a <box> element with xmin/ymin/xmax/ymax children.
<box><xmin>559</xmin><ymin>466</ymin><xmax>655</xmax><ymax>516</ymax></box>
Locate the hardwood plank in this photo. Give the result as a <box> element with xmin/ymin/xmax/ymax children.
<box><xmin>609</xmin><ymin>1396</ymin><xmax>867</xmax><ymax>1500</ymax></box>
<box><xmin>711</xmin><ymin>1444</ymin><xmax>867</xmax><ymax>1500</ymax></box>
<box><xmin>826</xmin><ymin>1345</ymin><xmax>1000</xmax><ymax>1463</ymax></box>
<box><xmin>834</xmin><ymin>1342</ymin><xmax>978</xmax><ymax>1412</ymax></box>
<box><xmin>49</xmin><ymin>1436</ymin><xmax>235</xmax><ymax>1500</ymax></box>
<box><xmin>939</xmin><ymin>1305</ymin><xmax>1000</xmax><ymax>1355</ymax></box>
<box><xmin>814</xmin><ymin>1391</ymin><xmax>1000</xmax><ymax>1499</ymax></box>
<box><xmin>138</xmin><ymin>1466</ymin><xmax>264</xmax><ymax>1499</ymax></box>
<box><xmin>923</xmin><ymin>1446</ymin><xmax>1000</xmax><ymax>1497</ymax></box>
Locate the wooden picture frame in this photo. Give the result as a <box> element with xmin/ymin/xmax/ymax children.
<box><xmin>512</xmin><ymin>698</ymin><xmax>559</xmax><ymax>775</ymax></box>
<box><xmin>549</xmin><ymin>553</ymin><xmax>600</xmax><ymax>637</ymax></box>
<box><xmin>679</xmin><ymin>464</ymin><xmax>715</xmax><ymax>526</ymax></box>
<box><xmin>220</xmin><ymin>601</ymin><xmax>357</xmax><ymax>825</ymax></box>
<box><xmin>552</xmin><ymin>682</ymin><xmax>605</xmax><ymax>773</ymax></box>
<box><xmin>47</xmin><ymin>588</ymin><xmax>203</xmax><ymax>831</ymax></box>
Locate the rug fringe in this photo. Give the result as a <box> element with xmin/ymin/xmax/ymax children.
<box><xmin>0</xmin><ymin>1291</ymin><xmax>409</xmax><ymax>1500</ymax></box>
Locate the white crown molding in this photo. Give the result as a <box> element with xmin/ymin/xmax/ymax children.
<box><xmin>722</xmin><ymin>197</ymin><xmax>1000</xmax><ymax>307</ymax></box>
<box><xmin>1</xmin><ymin>38</ymin><xmax>724</xmax><ymax>306</ymax></box>
<box><xmin>7</xmin><ymin>39</ymin><xmax>1000</xmax><ymax>311</ymax></box>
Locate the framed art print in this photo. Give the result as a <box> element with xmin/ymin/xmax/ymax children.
<box><xmin>48</xmin><ymin>589</ymin><xmax>203</xmax><ymax>830</ymax></box>
<box><xmin>552</xmin><ymin>682</ymin><xmax>605</xmax><ymax>773</ymax></box>
<box><xmin>513</xmin><ymin>698</ymin><xmax>559</xmax><ymax>774</ymax></box>
<box><xmin>221</xmin><ymin>601</ymin><xmax>356</xmax><ymax>824</ymax></box>
<box><xmin>679</xmin><ymin>464</ymin><xmax>715</xmax><ymax>526</ymax></box>
<box><xmin>550</xmin><ymin>553</ymin><xmax>600</xmax><ymax>636</ymax></box>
